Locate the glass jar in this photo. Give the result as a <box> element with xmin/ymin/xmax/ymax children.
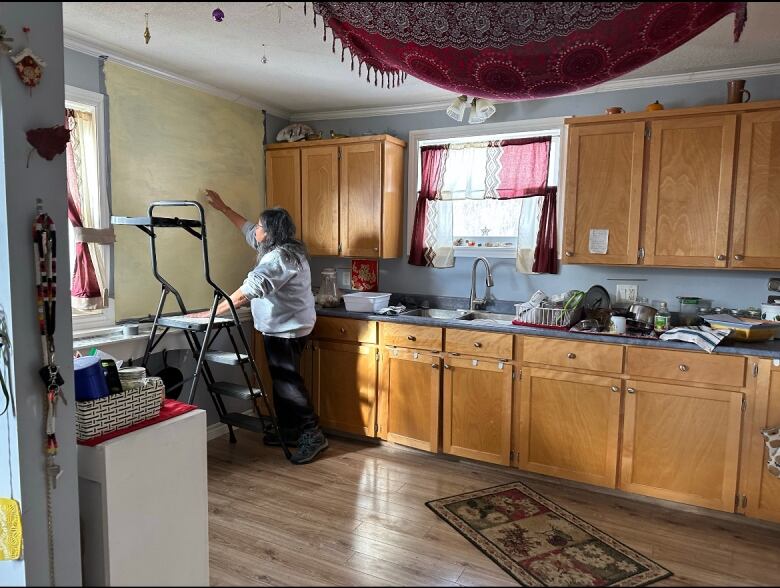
<box><xmin>315</xmin><ymin>268</ymin><xmax>342</xmax><ymax>308</ymax></box>
<box><xmin>654</xmin><ymin>301</ymin><xmax>671</xmax><ymax>332</ymax></box>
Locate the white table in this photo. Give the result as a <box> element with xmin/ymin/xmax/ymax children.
<box><xmin>78</xmin><ymin>409</ymin><xmax>209</xmax><ymax>586</ymax></box>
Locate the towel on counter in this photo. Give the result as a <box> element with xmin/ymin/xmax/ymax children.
<box><xmin>762</xmin><ymin>426</ymin><xmax>780</xmax><ymax>478</ymax></box>
<box><xmin>377</xmin><ymin>305</ymin><xmax>406</xmax><ymax>316</ymax></box>
<box><xmin>659</xmin><ymin>325</ymin><xmax>732</xmax><ymax>353</ymax></box>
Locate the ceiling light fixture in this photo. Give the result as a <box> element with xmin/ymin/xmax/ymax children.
<box><xmin>447</xmin><ymin>95</ymin><xmax>496</xmax><ymax>124</ymax></box>
<box><xmin>446</xmin><ymin>95</ymin><xmax>468</xmax><ymax>121</ymax></box>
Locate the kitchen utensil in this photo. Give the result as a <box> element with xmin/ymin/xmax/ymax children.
<box><xmin>609</xmin><ymin>315</ymin><xmax>627</xmax><ymax>334</ymax></box>
<box><xmin>761</xmin><ymin>303</ymin><xmax>780</xmax><ymax>322</ymax></box>
<box><xmin>586</xmin><ymin>307</ymin><xmax>613</xmax><ymax>329</ymax></box>
<box><xmin>626</xmin><ymin>318</ymin><xmax>656</xmax><ymax>335</ymax></box>
<box><xmin>571</xmin><ymin>319</ymin><xmax>601</xmax><ymax>332</ymax></box>
<box><xmin>677</xmin><ymin>296</ymin><xmax>704</xmax><ymax>316</ymax></box>
<box><xmin>727</xmin><ymin>79</ymin><xmax>750</xmax><ymax>104</ymax></box>
<box><xmin>629</xmin><ymin>303</ymin><xmax>657</xmax><ymax>325</ymax></box>
<box><xmin>155</xmin><ymin>349</ymin><xmax>184</xmax><ymax>400</ymax></box>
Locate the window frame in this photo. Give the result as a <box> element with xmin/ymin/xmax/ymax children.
<box><xmin>65</xmin><ymin>85</ymin><xmax>115</xmax><ymax>334</ymax></box>
<box><xmin>406</xmin><ymin>116</ymin><xmax>568</xmax><ymax>259</ymax></box>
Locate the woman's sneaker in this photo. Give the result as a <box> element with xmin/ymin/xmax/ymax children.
<box><xmin>290</xmin><ymin>429</ymin><xmax>328</xmax><ymax>465</ymax></box>
<box><xmin>263</xmin><ymin>427</ymin><xmax>300</xmax><ymax>448</ymax></box>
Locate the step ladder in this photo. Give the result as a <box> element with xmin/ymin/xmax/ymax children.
<box><xmin>112</xmin><ymin>200</ymin><xmax>291</xmax><ymax>459</ymax></box>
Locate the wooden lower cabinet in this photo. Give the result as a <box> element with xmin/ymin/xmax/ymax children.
<box><xmin>442</xmin><ymin>356</ymin><xmax>513</xmax><ymax>466</ymax></box>
<box><xmin>518</xmin><ymin>367</ymin><xmax>622</xmax><ymax>488</ymax></box>
<box><xmin>743</xmin><ymin>362</ymin><xmax>780</xmax><ymax>523</ymax></box>
<box><xmin>312</xmin><ymin>340</ymin><xmax>378</xmax><ymax>437</ymax></box>
<box><xmin>377</xmin><ymin>348</ymin><xmax>441</xmax><ymax>452</ymax></box>
<box><xmin>620</xmin><ymin>379</ymin><xmax>743</xmax><ymax>512</ymax></box>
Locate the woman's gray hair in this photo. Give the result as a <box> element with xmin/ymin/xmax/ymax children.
<box><xmin>257</xmin><ymin>207</ymin><xmax>308</xmax><ymax>267</ymax></box>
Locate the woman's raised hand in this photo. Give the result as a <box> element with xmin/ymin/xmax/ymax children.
<box><xmin>205</xmin><ymin>189</ymin><xmax>228</xmax><ymax>212</ymax></box>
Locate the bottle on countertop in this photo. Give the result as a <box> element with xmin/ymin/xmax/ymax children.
<box><xmin>654</xmin><ymin>301</ymin><xmax>671</xmax><ymax>332</ymax></box>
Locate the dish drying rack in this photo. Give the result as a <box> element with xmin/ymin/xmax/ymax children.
<box><xmin>513</xmin><ymin>303</ymin><xmax>579</xmax><ymax>330</ymax></box>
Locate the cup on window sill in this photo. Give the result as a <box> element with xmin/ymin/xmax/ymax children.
<box><xmin>122</xmin><ymin>324</ymin><xmax>139</xmax><ymax>336</ymax></box>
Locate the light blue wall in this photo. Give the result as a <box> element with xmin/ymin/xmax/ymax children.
<box><xmin>265</xmin><ymin>112</ymin><xmax>290</xmax><ymax>144</ymax></box>
<box><xmin>301</xmin><ymin>74</ymin><xmax>780</xmax><ymax>311</ymax></box>
<box><xmin>64</xmin><ymin>47</ymin><xmax>102</xmax><ymax>94</ymax></box>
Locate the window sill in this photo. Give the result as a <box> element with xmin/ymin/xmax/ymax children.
<box><xmin>454</xmin><ymin>247</ymin><xmax>516</xmax><ymax>259</ymax></box>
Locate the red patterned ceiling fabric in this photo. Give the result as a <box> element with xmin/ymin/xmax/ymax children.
<box><xmin>307</xmin><ymin>2</ymin><xmax>747</xmax><ymax>98</ymax></box>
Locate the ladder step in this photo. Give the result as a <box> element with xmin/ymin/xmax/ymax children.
<box><xmin>204</xmin><ymin>351</ymin><xmax>249</xmax><ymax>366</ymax></box>
<box><xmin>156</xmin><ymin>316</ymin><xmax>234</xmax><ymax>332</ymax></box>
<box><xmin>221</xmin><ymin>412</ymin><xmax>272</xmax><ymax>434</ymax></box>
<box><xmin>208</xmin><ymin>381</ymin><xmax>262</xmax><ymax>401</ymax></box>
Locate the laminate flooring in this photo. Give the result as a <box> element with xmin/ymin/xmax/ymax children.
<box><xmin>207</xmin><ymin>433</ymin><xmax>780</xmax><ymax>586</ymax></box>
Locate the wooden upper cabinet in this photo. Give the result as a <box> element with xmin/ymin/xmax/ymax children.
<box><xmin>643</xmin><ymin>115</ymin><xmax>737</xmax><ymax>268</ymax></box>
<box><xmin>563</xmin><ymin>122</ymin><xmax>644</xmax><ymax>265</ymax></box>
<box><xmin>265</xmin><ymin>149</ymin><xmax>302</xmax><ymax>234</ymax></box>
<box><xmin>340</xmin><ymin>142</ymin><xmax>382</xmax><ymax>257</ymax></box>
<box><xmin>731</xmin><ymin>110</ymin><xmax>780</xmax><ymax>269</ymax></box>
<box><xmin>301</xmin><ymin>146</ymin><xmax>340</xmax><ymax>256</ymax></box>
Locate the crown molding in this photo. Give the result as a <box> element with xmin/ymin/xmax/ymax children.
<box><xmin>290</xmin><ymin>61</ymin><xmax>780</xmax><ymax>121</ymax></box>
<box><xmin>63</xmin><ymin>31</ymin><xmax>291</xmax><ymax>119</ymax></box>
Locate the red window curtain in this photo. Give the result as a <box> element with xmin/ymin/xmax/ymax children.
<box><xmin>491</xmin><ymin>138</ymin><xmax>551</xmax><ymax>199</ymax></box>
<box><xmin>66</xmin><ymin>110</ymin><xmax>103</xmax><ymax>309</ymax></box>
<box><xmin>409</xmin><ymin>145</ymin><xmax>449</xmax><ymax>266</ymax></box>
<box><xmin>532</xmin><ymin>187</ymin><xmax>558</xmax><ymax>274</ymax></box>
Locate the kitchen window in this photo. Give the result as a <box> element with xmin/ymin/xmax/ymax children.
<box><xmin>65</xmin><ymin>86</ymin><xmax>114</xmax><ymax>332</ymax></box>
<box><xmin>407</xmin><ymin>118</ymin><xmax>564</xmax><ymax>271</ymax></box>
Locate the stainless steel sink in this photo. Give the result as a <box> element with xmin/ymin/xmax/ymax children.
<box><xmin>457</xmin><ymin>311</ymin><xmax>516</xmax><ymax>324</ymax></box>
<box><xmin>400</xmin><ymin>308</ymin><xmax>470</xmax><ymax>320</ymax></box>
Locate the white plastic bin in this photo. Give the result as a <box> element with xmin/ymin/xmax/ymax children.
<box><xmin>343</xmin><ymin>292</ymin><xmax>392</xmax><ymax>313</ymax></box>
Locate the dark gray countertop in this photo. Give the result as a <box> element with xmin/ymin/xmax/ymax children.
<box><xmin>316</xmin><ymin>306</ymin><xmax>780</xmax><ymax>359</ymax></box>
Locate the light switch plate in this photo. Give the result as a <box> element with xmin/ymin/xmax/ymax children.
<box><xmin>616</xmin><ymin>284</ymin><xmax>638</xmax><ymax>303</ymax></box>
<box><xmin>337</xmin><ymin>268</ymin><xmax>352</xmax><ymax>289</ymax></box>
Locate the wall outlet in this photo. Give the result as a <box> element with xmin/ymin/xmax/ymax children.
<box><xmin>616</xmin><ymin>284</ymin><xmax>638</xmax><ymax>303</ymax></box>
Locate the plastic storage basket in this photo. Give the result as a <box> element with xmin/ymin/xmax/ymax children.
<box><xmin>76</xmin><ymin>377</ymin><xmax>165</xmax><ymax>441</ymax></box>
<box><xmin>343</xmin><ymin>292</ymin><xmax>392</xmax><ymax>313</ymax></box>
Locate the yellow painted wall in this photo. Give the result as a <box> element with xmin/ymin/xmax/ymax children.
<box><xmin>105</xmin><ymin>62</ymin><xmax>264</xmax><ymax>320</ymax></box>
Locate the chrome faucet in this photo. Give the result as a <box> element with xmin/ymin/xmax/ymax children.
<box><xmin>469</xmin><ymin>257</ymin><xmax>494</xmax><ymax>311</ymax></box>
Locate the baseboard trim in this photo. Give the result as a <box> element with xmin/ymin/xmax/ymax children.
<box><xmin>206</xmin><ymin>409</ymin><xmax>256</xmax><ymax>442</ymax></box>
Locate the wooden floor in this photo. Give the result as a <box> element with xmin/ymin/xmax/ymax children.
<box><xmin>207</xmin><ymin>433</ymin><xmax>780</xmax><ymax>587</ymax></box>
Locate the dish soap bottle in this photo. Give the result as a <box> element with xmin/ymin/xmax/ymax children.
<box><xmin>654</xmin><ymin>301</ymin><xmax>671</xmax><ymax>333</ymax></box>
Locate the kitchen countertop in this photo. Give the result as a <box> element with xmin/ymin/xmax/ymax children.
<box><xmin>316</xmin><ymin>306</ymin><xmax>780</xmax><ymax>360</ymax></box>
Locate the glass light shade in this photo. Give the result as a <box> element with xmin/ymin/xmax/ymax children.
<box><xmin>468</xmin><ymin>98</ymin><xmax>486</xmax><ymax>124</ymax></box>
<box><xmin>446</xmin><ymin>95</ymin><xmax>468</xmax><ymax>121</ymax></box>
<box><xmin>474</xmin><ymin>98</ymin><xmax>496</xmax><ymax>120</ymax></box>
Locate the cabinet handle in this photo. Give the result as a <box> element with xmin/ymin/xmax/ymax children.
<box><xmin>407</xmin><ymin>335</ymin><xmax>417</xmax><ymax>342</ymax></box>
<box><xmin>678</xmin><ymin>364</ymin><xmax>689</xmax><ymax>372</ymax></box>
<box><xmin>373</xmin><ymin>247</ymin><xmax>379</xmax><ymax>252</ymax></box>
<box><xmin>627</xmin><ymin>387</ymin><xmax>636</xmax><ymax>394</ymax></box>
<box><xmin>567</xmin><ymin>352</ymin><xmax>576</xmax><ymax>359</ymax></box>
<box><xmin>339</xmin><ymin>328</ymin><xmax>346</xmax><ymax>334</ymax></box>
<box><xmin>431</xmin><ymin>363</ymin><xmax>439</xmax><ymax>369</ymax></box>
<box><xmin>734</xmin><ymin>254</ymin><xmax>744</xmax><ymax>261</ymax></box>
<box><xmin>443</xmin><ymin>364</ymin><xmax>450</xmax><ymax>370</ymax></box>
<box><xmin>474</xmin><ymin>342</ymin><xmax>482</xmax><ymax>348</ymax></box>
<box><xmin>565</xmin><ymin>251</ymin><xmax>574</xmax><ymax>257</ymax></box>
<box><xmin>610</xmin><ymin>385</ymin><xmax>620</xmax><ymax>393</ymax></box>
<box><xmin>716</xmin><ymin>254</ymin><xmax>726</xmax><ymax>261</ymax></box>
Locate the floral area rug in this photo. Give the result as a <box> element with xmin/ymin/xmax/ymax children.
<box><xmin>426</xmin><ymin>482</ymin><xmax>671</xmax><ymax>586</ymax></box>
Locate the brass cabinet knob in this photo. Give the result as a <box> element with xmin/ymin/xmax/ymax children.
<box><xmin>627</xmin><ymin>387</ymin><xmax>636</xmax><ymax>394</ymax></box>
<box><xmin>610</xmin><ymin>385</ymin><xmax>620</xmax><ymax>393</ymax></box>
<box><xmin>407</xmin><ymin>335</ymin><xmax>417</xmax><ymax>341</ymax></box>
<box><xmin>734</xmin><ymin>254</ymin><xmax>744</xmax><ymax>261</ymax></box>
<box><xmin>567</xmin><ymin>352</ymin><xmax>576</xmax><ymax>359</ymax></box>
<box><xmin>679</xmin><ymin>364</ymin><xmax>689</xmax><ymax>372</ymax></box>
<box><xmin>565</xmin><ymin>251</ymin><xmax>574</xmax><ymax>257</ymax></box>
<box><xmin>716</xmin><ymin>254</ymin><xmax>726</xmax><ymax>261</ymax></box>
<box><xmin>474</xmin><ymin>342</ymin><xmax>482</xmax><ymax>348</ymax></box>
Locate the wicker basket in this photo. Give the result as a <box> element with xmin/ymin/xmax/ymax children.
<box><xmin>76</xmin><ymin>377</ymin><xmax>165</xmax><ymax>441</ymax></box>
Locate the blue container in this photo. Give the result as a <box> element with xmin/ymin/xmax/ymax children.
<box><xmin>74</xmin><ymin>356</ymin><xmax>110</xmax><ymax>401</ymax></box>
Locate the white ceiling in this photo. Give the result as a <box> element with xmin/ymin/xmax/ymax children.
<box><xmin>63</xmin><ymin>2</ymin><xmax>780</xmax><ymax>118</ymax></box>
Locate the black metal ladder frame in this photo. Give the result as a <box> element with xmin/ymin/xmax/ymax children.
<box><xmin>115</xmin><ymin>200</ymin><xmax>290</xmax><ymax>459</ymax></box>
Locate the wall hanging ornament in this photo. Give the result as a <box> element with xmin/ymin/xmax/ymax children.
<box><xmin>305</xmin><ymin>2</ymin><xmax>747</xmax><ymax>98</ymax></box>
<box><xmin>26</xmin><ymin>125</ymin><xmax>71</xmax><ymax>167</ymax></box>
<box><xmin>144</xmin><ymin>12</ymin><xmax>151</xmax><ymax>44</ymax></box>
<box><xmin>0</xmin><ymin>25</ymin><xmax>14</xmax><ymax>54</ymax></box>
<box><xmin>11</xmin><ymin>47</ymin><xmax>46</xmax><ymax>93</ymax></box>
<box><xmin>212</xmin><ymin>7</ymin><xmax>225</xmax><ymax>22</ymax></box>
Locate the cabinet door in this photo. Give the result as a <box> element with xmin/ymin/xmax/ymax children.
<box><xmin>620</xmin><ymin>379</ymin><xmax>743</xmax><ymax>511</ymax></box>
<box><xmin>301</xmin><ymin>146</ymin><xmax>339</xmax><ymax>256</ymax></box>
<box><xmin>340</xmin><ymin>142</ymin><xmax>382</xmax><ymax>258</ymax></box>
<box><xmin>643</xmin><ymin>115</ymin><xmax>737</xmax><ymax>267</ymax></box>
<box><xmin>442</xmin><ymin>356</ymin><xmax>513</xmax><ymax>465</ymax></box>
<box><xmin>744</xmin><ymin>363</ymin><xmax>780</xmax><ymax>523</ymax></box>
<box><xmin>378</xmin><ymin>348</ymin><xmax>440</xmax><ymax>452</ymax></box>
<box><xmin>563</xmin><ymin>122</ymin><xmax>644</xmax><ymax>265</ymax></box>
<box><xmin>730</xmin><ymin>109</ymin><xmax>780</xmax><ymax>269</ymax></box>
<box><xmin>265</xmin><ymin>149</ymin><xmax>301</xmax><ymax>233</ymax></box>
<box><xmin>312</xmin><ymin>341</ymin><xmax>377</xmax><ymax>436</ymax></box>
<box><xmin>518</xmin><ymin>368</ymin><xmax>622</xmax><ymax>488</ymax></box>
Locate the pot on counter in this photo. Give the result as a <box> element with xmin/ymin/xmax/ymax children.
<box><xmin>629</xmin><ymin>303</ymin><xmax>657</xmax><ymax>325</ymax></box>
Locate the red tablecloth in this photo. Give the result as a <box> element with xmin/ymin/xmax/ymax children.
<box><xmin>77</xmin><ymin>399</ymin><xmax>198</xmax><ymax>446</ymax></box>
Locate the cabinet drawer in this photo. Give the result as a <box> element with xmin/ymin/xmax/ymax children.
<box><xmin>524</xmin><ymin>337</ymin><xmax>624</xmax><ymax>373</ymax></box>
<box><xmin>381</xmin><ymin>323</ymin><xmax>442</xmax><ymax>351</ymax></box>
<box><xmin>312</xmin><ymin>317</ymin><xmax>377</xmax><ymax>344</ymax></box>
<box><xmin>626</xmin><ymin>347</ymin><xmax>745</xmax><ymax>388</ymax></box>
<box><xmin>445</xmin><ymin>329</ymin><xmax>513</xmax><ymax>359</ymax></box>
